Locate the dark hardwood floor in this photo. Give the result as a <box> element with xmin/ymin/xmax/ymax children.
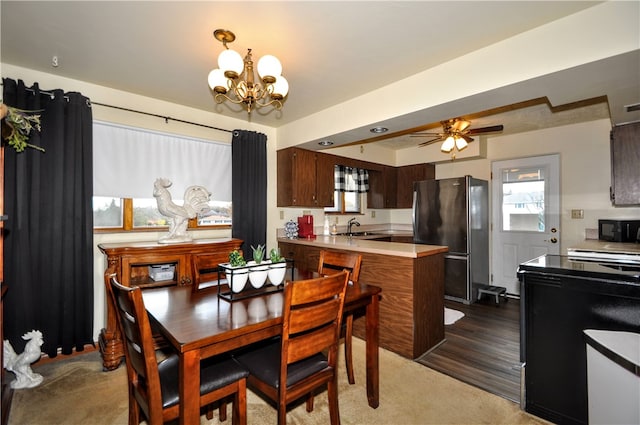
<box><xmin>417</xmin><ymin>296</ymin><xmax>521</xmax><ymax>403</ymax></box>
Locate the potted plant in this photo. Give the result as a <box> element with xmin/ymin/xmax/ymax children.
<box><xmin>267</xmin><ymin>248</ymin><xmax>287</xmax><ymax>286</ymax></box>
<box><xmin>248</xmin><ymin>244</ymin><xmax>268</xmax><ymax>289</ymax></box>
<box><xmin>227</xmin><ymin>250</ymin><xmax>248</xmax><ymax>293</ymax></box>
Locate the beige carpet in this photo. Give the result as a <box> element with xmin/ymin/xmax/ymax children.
<box><xmin>8</xmin><ymin>338</ymin><xmax>547</xmax><ymax>425</ymax></box>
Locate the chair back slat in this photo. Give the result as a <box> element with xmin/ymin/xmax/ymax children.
<box><xmin>192</xmin><ymin>252</ymin><xmax>231</xmax><ymax>292</ymax></box>
<box><xmin>281</xmin><ymin>271</ymin><xmax>349</xmax><ymax>369</ymax></box>
<box><xmin>318</xmin><ymin>250</ymin><xmax>362</xmax><ymax>282</ymax></box>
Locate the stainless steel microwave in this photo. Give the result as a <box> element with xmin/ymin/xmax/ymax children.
<box><xmin>598</xmin><ymin>219</ymin><xmax>640</xmax><ymax>242</ymax></box>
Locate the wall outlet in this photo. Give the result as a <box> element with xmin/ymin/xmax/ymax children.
<box><xmin>302</xmin><ymin>210</ymin><xmax>311</xmax><ymax>216</ymax></box>
<box><xmin>371</xmin><ymin>210</ymin><xmax>376</xmax><ymax>218</ymax></box>
<box><xmin>571</xmin><ymin>209</ymin><xmax>584</xmax><ymax>219</ymax></box>
<box><xmin>279</xmin><ymin>210</ymin><xmax>284</xmax><ymax>220</ymax></box>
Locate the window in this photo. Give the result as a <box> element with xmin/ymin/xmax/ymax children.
<box><xmin>324</xmin><ymin>165</ymin><xmax>368</xmax><ymax>214</ymax></box>
<box><xmin>92</xmin><ymin>121</ymin><xmax>232</xmax><ymax>231</ymax></box>
<box><xmin>501</xmin><ymin>167</ymin><xmax>546</xmax><ymax>232</ymax></box>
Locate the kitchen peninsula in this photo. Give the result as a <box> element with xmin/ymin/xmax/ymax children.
<box><xmin>278</xmin><ymin>235</ymin><xmax>448</xmax><ymax>359</ymax></box>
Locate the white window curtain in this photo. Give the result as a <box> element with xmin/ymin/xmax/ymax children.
<box><xmin>92</xmin><ymin>121</ymin><xmax>232</xmax><ymax>201</ymax></box>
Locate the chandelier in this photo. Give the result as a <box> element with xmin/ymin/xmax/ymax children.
<box><xmin>207</xmin><ymin>29</ymin><xmax>289</xmax><ymax>114</ymax></box>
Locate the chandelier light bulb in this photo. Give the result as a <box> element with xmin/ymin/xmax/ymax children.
<box><xmin>207</xmin><ymin>69</ymin><xmax>228</xmax><ymax>93</ymax></box>
<box><xmin>257</xmin><ymin>55</ymin><xmax>283</xmax><ymax>81</ymax></box>
<box><xmin>271</xmin><ymin>75</ymin><xmax>289</xmax><ymax>99</ymax></box>
<box><xmin>455</xmin><ymin>137</ymin><xmax>468</xmax><ymax>151</ymax></box>
<box><xmin>441</xmin><ymin>136</ymin><xmax>455</xmax><ymax>153</ymax></box>
<box><xmin>218</xmin><ymin>49</ymin><xmax>244</xmax><ymax>77</ymax></box>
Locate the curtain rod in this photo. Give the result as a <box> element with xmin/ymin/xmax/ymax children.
<box><xmin>91</xmin><ymin>101</ymin><xmax>232</xmax><ymax>133</ymax></box>
<box><xmin>2</xmin><ymin>83</ymin><xmax>232</xmax><ymax>133</ymax></box>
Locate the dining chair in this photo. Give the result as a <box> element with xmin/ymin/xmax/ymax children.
<box><xmin>109</xmin><ymin>276</ymin><xmax>249</xmax><ymax>425</ymax></box>
<box><xmin>191</xmin><ymin>251</ymin><xmax>232</xmax><ymax>292</ymax></box>
<box><xmin>318</xmin><ymin>250</ymin><xmax>362</xmax><ymax>385</ymax></box>
<box><xmin>235</xmin><ymin>271</ymin><xmax>350</xmax><ymax>425</ymax></box>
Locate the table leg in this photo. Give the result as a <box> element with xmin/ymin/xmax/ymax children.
<box><xmin>180</xmin><ymin>350</ymin><xmax>200</xmax><ymax>425</ymax></box>
<box><xmin>365</xmin><ymin>294</ymin><xmax>379</xmax><ymax>408</ymax></box>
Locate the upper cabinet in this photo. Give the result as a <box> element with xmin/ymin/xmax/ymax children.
<box><xmin>277</xmin><ymin>146</ymin><xmax>434</xmax><ymax>208</ymax></box>
<box><xmin>277</xmin><ymin>147</ymin><xmax>335</xmax><ymax>207</ymax></box>
<box><xmin>610</xmin><ymin>122</ymin><xmax>640</xmax><ymax>206</ymax></box>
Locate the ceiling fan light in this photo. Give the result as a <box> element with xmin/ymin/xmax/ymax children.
<box><xmin>271</xmin><ymin>75</ymin><xmax>289</xmax><ymax>98</ymax></box>
<box><xmin>218</xmin><ymin>48</ymin><xmax>244</xmax><ymax>77</ymax></box>
<box><xmin>207</xmin><ymin>69</ymin><xmax>228</xmax><ymax>93</ymax></box>
<box><xmin>455</xmin><ymin>137</ymin><xmax>468</xmax><ymax>151</ymax></box>
<box><xmin>441</xmin><ymin>136</ymin><xmax>455</xmax><ymax>153</ymax></box>
<box><xmin>257</xmin><ymin>55</ymin><xmax>282</xmax><ymax>81</ymax></box>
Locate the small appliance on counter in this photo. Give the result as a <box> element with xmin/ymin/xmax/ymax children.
<box><xmin>297</xmin><ymin>215</ymin><xmax>316</xmax><ymax>239</ymax></box>
<box><xmin>598</xmin><ymin>219</ymin><xmax>640</xmax><ymax>242</ymax></box>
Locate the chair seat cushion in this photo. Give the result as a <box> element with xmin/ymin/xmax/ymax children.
<box><xmin>235</xmin><ymin>339</ymin><xmax>328</xmax><ymax>388</ymax></box>
<box><xmin>159</xmin><ymin>353</ymin><xmax>249</xmax><ymax>409</ymax></box>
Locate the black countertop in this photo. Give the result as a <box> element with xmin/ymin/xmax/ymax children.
<box><xmin>518</xmin><ymin>254</ymin><xmax>640</xmax><ymax>283</ymax></box>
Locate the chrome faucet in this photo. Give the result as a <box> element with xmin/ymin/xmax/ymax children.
<box><xmin>347</xmin><ymin>217</ymin><xmax>361</xmax><ymax>235</ymax></box>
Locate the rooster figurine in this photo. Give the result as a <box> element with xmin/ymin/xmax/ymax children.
<box><xmin>3</xmin><ymin>330</ymin><xmax>44</xmax><ymax>389</ymax></box>
<box><xmin>153</xmin><ymin>178</ymin><xmax>212</xmax><ymax>244</ymax></box>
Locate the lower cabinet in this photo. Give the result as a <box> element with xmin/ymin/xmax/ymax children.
<box><xmin>97</xmin><ymin>238</ymin><xmax>242</xmax><ymax>370</ymax></box>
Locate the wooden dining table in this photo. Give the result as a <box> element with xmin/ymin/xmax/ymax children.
<box><xmin>142</xmin><ymin>269</ymin><xmax>382</xmax><ymax>425</ymax></box>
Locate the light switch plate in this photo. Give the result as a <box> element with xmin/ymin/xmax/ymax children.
<box><xmin>571</xmin><ymin>209</ymin><xmax>584</xmax><ymax>219</ymax></box>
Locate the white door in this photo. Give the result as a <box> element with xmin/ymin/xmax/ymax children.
<box><xmin>491</xmin><ymin>154</ymin><xmax>560</xmax><ymax>295</ymax></box>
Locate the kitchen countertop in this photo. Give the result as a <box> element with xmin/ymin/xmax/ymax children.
<box><xmin>277</xmin><ymin>235</ymin><xmax>448</xmax><ymax>258</ymax></box>
<box><xmin>569</xmin><ymin>240</ymin><xmax>640</xmax><ymax>254</ymax></box>
<box><xmin>519</xmin><ymin>254</ymin><xmax>640</xmax><ymax>283</ymax></box>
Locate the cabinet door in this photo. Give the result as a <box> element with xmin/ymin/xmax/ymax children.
<box><xmin>396</xmin><ymin>164</ymin><xmax>435</xmax><ymax>208</ymax></box>
<box><xmin>315</xmin><ymin>152</ymin><xmax>335</xmax><ymax>207</ymax></box>
<box><xmin>611</xmin><ymin>122</ymin><xmax>640</xmax><ymax>205</ymax></box>
<box><xmin>367</xmin><ymin>166</ymin><xmax>397</xmax><ymax>209</ymax></box>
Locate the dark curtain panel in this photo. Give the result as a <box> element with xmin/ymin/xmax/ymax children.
<box><xmin>2</xmin><ymin>78</ymin><xmax>94</xmax><ymax>357</ymax></box>
<box><xmin>231</xmin><ymin>130</ymin><xmax>267</xmax><ymax>256</ymax></box>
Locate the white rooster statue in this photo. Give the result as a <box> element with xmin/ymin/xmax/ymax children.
<box><xmin>153</xmin><ymin>178</ymin><xmax>212</xmax><ymax>244</ymax></box>
<box><xmin>3</xmin><ymin>330</ymin><xmax>44</xmax><ymax>389</ymax></box>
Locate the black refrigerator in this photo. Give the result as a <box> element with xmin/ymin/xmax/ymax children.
<box><xmin>413</xmin><ymin>176</ymin><xmax>489</xmax><ymax>303</ymax></box>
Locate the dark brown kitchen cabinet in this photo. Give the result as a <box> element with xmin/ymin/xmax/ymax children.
<box><xmin>367</xmin><ymin>166</ymin><xmax>397</xmax><ymax>209</ymax></box>
<box><xmin>277</xmin><ymin>147</ymin><xmax>335</xmax><ymax>207</ymax></box>
<box><xmin>610</xmin><ymin>122</ymin><xmax>640</xmax><ymax>206</ymax></box>
<box><xmin>368</xmin><ymin>163</ymin><xmax>434</xmax><ymax>209</ymax></box>
<box><xmin>396</xmin><ymin>163</ymin><xmax>435</xmax><ymax>208</ymax></box>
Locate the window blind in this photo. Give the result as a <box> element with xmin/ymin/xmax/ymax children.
<box><xmin>92</xmin><ymin>121</ymin><xmax>232</xmax><ymax>201</ymax></box>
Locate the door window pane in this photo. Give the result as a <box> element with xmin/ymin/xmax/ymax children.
<box><xmin>501</xmin><ymin>167</ymin><xmax>545</xmax><ymax>232</ymax></box>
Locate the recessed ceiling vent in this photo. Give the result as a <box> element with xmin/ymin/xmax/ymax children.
<box><xmin>624</xmin><ymin>102</ymin><xmax>640</xmax><ymax>112</ymax></box>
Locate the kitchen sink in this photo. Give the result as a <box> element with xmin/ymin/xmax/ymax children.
<box><xmin>336</xmin><ymin>231</ymin><xmax>383</xmax><ymax>237</ymax></box>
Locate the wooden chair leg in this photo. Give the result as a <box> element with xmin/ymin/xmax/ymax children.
<box><xmin>234</xmin><ymin>379</ymin><xmax>247</xmax><ymax>425</ymax></box>
<box><xmin>218</xmin><ymin>401</ymin><xmax>227</xmax><ymax>421</ymax></box>
<box><xmin>306</xmin><ymin>392</ymin><xmax>314</xmax><ymax>412</ymax></box>
<box><xmin>345</xmin><ymin>314</ymin><xmax>355</xmax><ymax>385</ymax></box>
<box><xmin>327</xmin><ymin>376</ymin><xmax>341</xmax><ymax>425</ymax></box>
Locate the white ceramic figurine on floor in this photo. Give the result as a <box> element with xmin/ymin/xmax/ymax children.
<box><xmin>3</xmin><ymin>330</ymin><xmax>44</xmax><ymax>389</ymax></box>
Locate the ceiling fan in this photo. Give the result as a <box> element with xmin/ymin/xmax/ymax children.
<box><xmin>410</xmin><ymin>118</ymin><xmax>504</xmax><ymax>154</ymax></box>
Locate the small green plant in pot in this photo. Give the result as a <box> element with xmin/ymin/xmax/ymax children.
<box><xmin>228</xmin><ymin>250</ymin><xmax>246</xmax><ymax>267</ymax></box>
<box><xmin>251</xmin><ymin>244</ymin><xmax>265</xmax><ymax>264</ymax></box>
<box><xmin>227</xmin><ymin>250</ymin><xmax>248</xmax><ymax>293</ymax></box>
<box><xmin>268</xmin><ymin>247</ymin><xmax>287</xmax><ymax>286</ymax></box>
<box><xmin>269</xmin><ymin>248</ymin><xmax>285</xmax><ymax>263</ymax></box>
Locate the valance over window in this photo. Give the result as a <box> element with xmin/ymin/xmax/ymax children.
<box><xmin>334</xmin><ymin>165</ymin><xmax>369</xmax><ymax>193</ymax></box>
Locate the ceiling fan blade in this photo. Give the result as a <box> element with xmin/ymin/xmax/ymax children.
<box><xmin>418</xmin><ymin>137</ymin><xmax>445</xmax><ymax>147</ymax></box>
<box><xmin>466</xmin><ymin>124</ymin><xmax>504</xmax><ymax>135</ymax></box>
<box><xmin>410</xmin><ymin>132</ymin><xmax>442</xmax><ymax>138</ymax></box>
<box><xmin>461</xmin><ymin>134</ymin><xmax>474</xmax><ymax>143</ymax></box>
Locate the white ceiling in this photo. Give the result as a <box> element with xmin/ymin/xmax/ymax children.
<box><xmin>2</xmin><ymin>1</ymin><xmax>638</xmax><ymax>150</ymax></box>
